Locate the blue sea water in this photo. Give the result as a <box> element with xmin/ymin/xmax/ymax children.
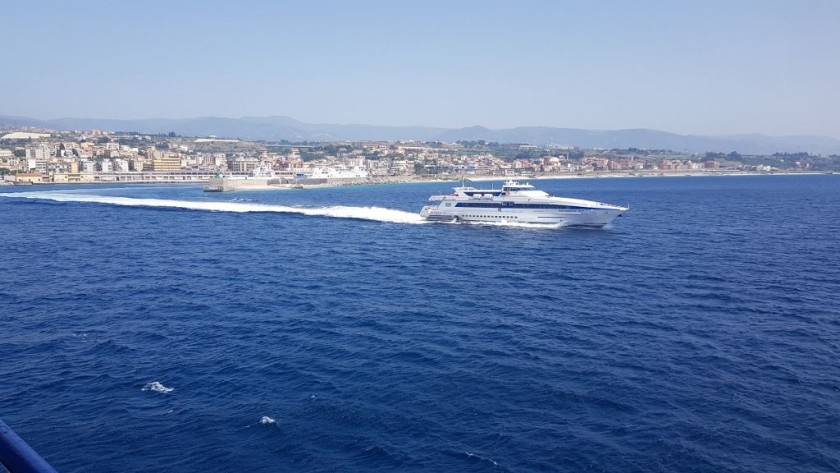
<box><xmin>1</xmin><ymin>175</ymin><xmax>839</xmax><ymax>472</ymax></box>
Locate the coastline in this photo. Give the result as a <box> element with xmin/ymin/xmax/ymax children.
<box><xmin>186</xmin><ymin>170</ymin><xmax>837</xmax><ymax>192</ymax></box>
<box><xmin>1</xmin><ymin>170</ymin><xmax>832</xmax><ymax>190</ymax></box>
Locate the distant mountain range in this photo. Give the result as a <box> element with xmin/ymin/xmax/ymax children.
<box><xmin>2</xmin><ymin>115</ymin><xmax>839</xmax><ymax>155</ymax></box>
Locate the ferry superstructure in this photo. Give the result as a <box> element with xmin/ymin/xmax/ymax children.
<box><xmin>420</xmin><ymin>180</ymin><xmax>628</xmax><ymax>227</ymax></box>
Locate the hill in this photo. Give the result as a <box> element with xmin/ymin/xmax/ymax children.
<box><xmin>2</xmin><ymin>115</ymin><xmax>838</xmax><ymax>155</ymax></box>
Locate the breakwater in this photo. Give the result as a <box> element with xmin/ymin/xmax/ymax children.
<box><xmin>203</xmin><ymin>176</ymin><xmax>407</xmax><ymax>191</ymax></box>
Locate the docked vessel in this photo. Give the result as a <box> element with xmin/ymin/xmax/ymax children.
<box><xmin>420</xmin><ymin>180</ymin><xmax>628</xmax><ymax>228</ymax></box>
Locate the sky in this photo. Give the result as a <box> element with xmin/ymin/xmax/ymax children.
<box><xmin>1</xmin><ymin>0</ymin><xmax>838</xmax><ymax>137</ymax></box>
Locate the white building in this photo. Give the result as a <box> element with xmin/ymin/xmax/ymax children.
<box><xmin>113</xmin><ymin>159</ymin><xmax>130</xmax><ymax>172</ymax></box>
<box><xmin>25</xmin><ymin>146</ymin><xmax>52</xmax><ymax>172</ymax></box>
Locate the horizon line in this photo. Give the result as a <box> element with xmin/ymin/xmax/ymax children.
<box><xmin>2</xmin><ymin>114</ymin><xmax>839</xmax><ymax>140</ymax></box>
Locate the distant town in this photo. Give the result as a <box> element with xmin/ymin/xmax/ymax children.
<box><xmin>1</xmin><ymin>127</ymin><xmax>838</xmax><ymax>186</ymax></box>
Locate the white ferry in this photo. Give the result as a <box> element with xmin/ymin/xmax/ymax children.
<box><xmin>420</xmin><ymin>180</ymin><xmax>628</xmax><ymax>227</ymax></box>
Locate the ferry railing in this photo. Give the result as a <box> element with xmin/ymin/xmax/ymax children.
<box><xmin>0</xmin><ymin>419</ymin><xmax>58</xmax><ymax>473</ymax></box>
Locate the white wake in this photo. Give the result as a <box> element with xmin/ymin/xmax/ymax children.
<box><xmin>459</xmin><ymin>219</ymin><xmax>564</xmax><ymax>230</ymax></box>
<box><xmin>1</xmin><ymin>191</ymin><xmax>572</xmax><ymax>228</ymax></box>
<box><xmin>0</xmin><ymin>191</ymin><xmax>427</xmax><ymax>224</ymax></box>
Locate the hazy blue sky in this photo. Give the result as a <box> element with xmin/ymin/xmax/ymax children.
<box><xmin>2</xmin><ymin>0</ymin><xmax>838</xmax><ymax>137</ymax></box>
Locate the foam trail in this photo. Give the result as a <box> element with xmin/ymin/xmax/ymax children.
<box><xmin>0</xmin><ymin>191</ymin><xmax>427</xmax><ymax>225</ymax></box>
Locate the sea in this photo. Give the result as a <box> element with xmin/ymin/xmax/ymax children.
<box><xmin>1</xmin><ymin>174</ymin><xmax>839</xmax><ymax>473</ymax></box>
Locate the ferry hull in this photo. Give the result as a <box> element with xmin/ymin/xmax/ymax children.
<box><xmin>421</xmin><ymin>207</ymin><xmax>625</xmax><ymax>227</ymax></box>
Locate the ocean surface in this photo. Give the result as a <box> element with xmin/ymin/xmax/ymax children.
<box><xmin>1</xmin><ymin>175</ymin><xmax>839</xmax><ymax>472</ymax></box>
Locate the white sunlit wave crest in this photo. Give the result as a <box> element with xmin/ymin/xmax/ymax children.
<box><xmin>259</xmin><ymin>416</ymin><xmax>277</xmax><ymax>425</ymax></box>
<box><xmin>142</xmin><ymin>381</ymin><xmax>174</xmax><ymax>394</ymax></box>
